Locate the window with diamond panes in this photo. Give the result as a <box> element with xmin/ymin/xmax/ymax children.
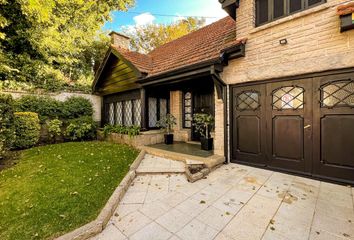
<box><xmin>272</xmin><ymin>86</ymin><xmax>304</xmax><ymax>110</ymax></box>
<box><xmin>184</xmin><ymin>92</ymin><xmax>192</xmax><ymax>128</ymax></box>
<box><xmin>321</xmin><ymin>80</ymin><xmax>354</xmax><ymax>108</ymax></box>
<box><xmin>133</xmin><ymin>99</ymin><xmax>142</xmax><ymax>126</ymax></box>
<box><xmin>108</xmin><ymin>103</ymin><xmax>115</xmax><ymax>125</ymax></box>
<box><xmin>160</xmin><ymin>99</ymin><xmax>167</xmax><ymax>119</ymax></box>
<box><xmin>148</xmin><ymin>98</ymin><xmax>157</xmax><ymax>128</ymax></box>
<box><xmin>116</xmin><ymin>102</ymin><xmax>123</xmax><ymax>125</ymax></box>
<box><xmin>123</xmin><ymin>100</ymin><xmax>133</xmax><ymax>126</ymax></box>
<box><xmin>237</xmin><ymin>91</ymin><xmax>260</xmax><ymax>111</ymax></box>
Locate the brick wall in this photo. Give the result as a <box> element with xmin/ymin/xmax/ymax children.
<box><xmin>170</xmin><ymin>91</ymin><xmax>191</xmax><ymax>142</ymax></box>
<box><xmin>221</xmin><ymin>0</ymin><xmax>354</xmax><ymax>84</ymax></box>
<box><xmin>214</xmin><ymin>88</ymin><xmax>225</xmax><ymax>156</ymax></box>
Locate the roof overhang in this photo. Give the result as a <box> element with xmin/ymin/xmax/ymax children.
<box><xmin>137</xmin><ymin>43</ymin><xmax>246</xmax><ymax>87</ymax></box>
<box><xmin>92</xmin><ymin>47</ymin><xmax>143</xmax><ymax>94</ymax></box>
<box><xmin>219</xmin><ymin>0</ymin><xmax>240</xmax><ymax>20</ymax></box>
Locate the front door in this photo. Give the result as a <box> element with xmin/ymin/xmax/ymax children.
<box><xmin>266</xmin><ymin>79</ymin><xmax>313</xmax><ymax>174</ymax></box>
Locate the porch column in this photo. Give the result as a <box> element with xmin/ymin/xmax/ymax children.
<box><xmin>214</xmin><ymin>87</ymin><xmax>225</xmax><ymax>156</ymax></box>
<box><xmin>140</xmin><ymin>88</ymin><xmax>148</xmax><ymax>131</ymax></box>
<box><xmin>170</xmin><ymin>91</ymin><xmax>191</xmax><ymax>141</ymax></box>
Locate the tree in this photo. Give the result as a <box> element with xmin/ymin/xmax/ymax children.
<box><xmin>0</xmin><ymin>0</ymin><xmax>134</xmax><ymax>91</ymax></box>
<box><xmin>123</xmin><ymin>17</ymin><xmax>206</xmax><ymax>53</ymax></box>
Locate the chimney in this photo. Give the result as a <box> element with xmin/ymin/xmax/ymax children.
<box><xmin>109</xmin><ymin>31</ymin><xmax>130</xmax><ymax>50</ymax></box>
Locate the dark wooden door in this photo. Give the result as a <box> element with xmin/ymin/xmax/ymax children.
<box><xmin>266</xmin><ymin>79</ymin><xmax>313</xmax><ymax>174</ymax></box>
<box><xmin>192</xmin><ymin>91</ymin><xmax>214</xmax><ymax>141</ymax></box>
<box><xmin>232</xmin><ymin>85</ymin><xmax>267</xmax><ymax>166</ymax></box>
<box><xmin>312</xmin><ymin>73</ymin><xmax>354</xmax><ymax>184</ymax></box>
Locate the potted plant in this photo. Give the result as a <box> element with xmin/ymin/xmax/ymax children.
<box><xmin>156</xmin><ymin>113</ymin><xmax>177</xmax><ymax>145</ymax></box>
<box><xmin>193</xmin><ymin>113</ymin><xmax>215</xmax><ymax>150</ymax></box>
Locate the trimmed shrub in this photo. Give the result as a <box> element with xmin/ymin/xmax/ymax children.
<box><xmin>13</xmin><ymin>112</ymin><xmax>40</xmax><ymax>149</ymax></box>
<box><xmin>0</xmin><ymin>94</ymin><xmax>15</xmax><ymax>158</ymax></box>
<box><xmin>65</xmin><ymin>116</ymin><xmax>97</xmax><ymax>141</ymax></box>
<box><xmin>14</xmin><ymin>95</ymin><xmax>62</xmax><ymax>122</ymax></box>
<box><xmin>62</xmin><ymin>97</ymin><xmax>93</xmax><ymax>119</ymax></box>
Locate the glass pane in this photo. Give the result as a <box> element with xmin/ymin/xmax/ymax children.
<box><xmin>133</xmin><ymin>99</ymin><xmax>141</xmax><ymax>126</ymax></box>
<box><xmin>308</xmin><ymin>0</ymin><xmax>322</xmax><ymax>7</ymax></box>
<box><xmin>160</xmin><ymin>99</ymin><xmax>167</xmax><ymax>120</ymax></box>
<box><xmin>124</xmin><ymin>101</ymin><xmax>133</xmax><ymax>126</ymax></box>
<box><xmin>273</xmin><ymin>86</ymin><xmax>304</xmax><ymax>110</ymax></box>
<box><xmin>148</xmin><ymin>98</ymin><xmax>157</xmax><ymax>128</ymax></box>
<box><xmin>237</xmin><ymin>91</ymin><xmax>260</xmax><ymax>110</ymax></box>
<box><xmin>185</xmin><ymin>92</ymin><xmax>191</xmax><ymax>99</ymax></box>
<box><xmin>273</xmin><ymin>0</ymin><xmax>285</xmax><ymax>19</ymax></box>
<box><xmin>290</xmin><ymin>0</ymin><xmax>302</xmax><ymax>13</ymax></box>
<box><xmin>257</xmin><ymin>0</ymin><xmax>269</xmax><ymax>25</ymax></box>
<box><xmin>108</xmin><ymin>103</ymin><xmax>115</xmax><ymax>125</ymax></box>
<box><xmin>116</xmin><ymin>102</ymin><xmax>123</xmax><ymax>125</ymax></box>
<box><xmin>322</xmin><ymin>81</ymin><xmax>354</xmax><ymax>108</ymax></box>
<box><xmin>185</xmin><ymin>121</ymin><xmax>191</xmax><ymax>128</ymax></box>
<box><xmin>185</xmin><ymin>99</ymin><xmax>191</xmax><ymax>106</ymax></box>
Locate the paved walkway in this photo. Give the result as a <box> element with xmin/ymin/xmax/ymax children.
<box><xmin>92</xmin><ymin>158</ymin><xmax>354</xmax><ymax>240</ymax></box>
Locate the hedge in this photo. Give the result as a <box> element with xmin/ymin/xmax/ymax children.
<box><xmin>13</xmin><ymin>112</ymin><xmax>40</xmax><ymax>149</ymax></box>
<box><xmin>65</xmin><ymin>116</ymin><xmax>97</xmax><ymax>141</ymax></box>
<box><xmin>14</xmin><ymin>96</ymin><xmax>93</xmax><ymax>122</ymax></box>
<box><xmin>0</xmin><ymin>94</ymin><xmax>15</xmax><ymax>158</ymax></box>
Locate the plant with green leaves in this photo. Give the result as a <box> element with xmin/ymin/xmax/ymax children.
<box><xmin>192</xmin><ymin>113</ymin><xmax>215</xmax><ymax>139</ymax></box>
<box><xmin>13</xmin><ymin>112</ymin><xmax>40</xmax><ymax>149</ymax></box>
<box><xmin>47</xmin><ymin>119</ymin><xmax>63</xmax><ymax>142</ymax></box>
<box><xmin>156</xmin><ymin>114</ymin><xmax>177</xmax><ymax>135</ymax></box>
<box><xmin>103</xmin><ymin>124</ymin><xmax>140</xmax><ymax>138</ymax></box>
<box><xmin>65</xmin><ymin>116</ymin><xmax>97</xmax><ymax>141</ymax></box>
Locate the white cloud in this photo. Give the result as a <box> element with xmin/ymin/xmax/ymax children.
<box><xmin>133</xmin><ymin>12</ymin><xmax>156</xmax><ymax>26</ymax></box>
<box><xmin>173</xmin><ymin>13</ymin><xmax>186</xmax><ymax>23</ymax></box>
<box><xmin>186</xmin><ymin>0</ymin><xmax>228</xmax><ymax>25</ymax></box>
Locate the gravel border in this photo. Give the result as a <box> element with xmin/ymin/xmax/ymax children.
<box><xmin>55</xmin><ymin>150</ymin><xmax>146</xmax><ymax>240</ymax></box>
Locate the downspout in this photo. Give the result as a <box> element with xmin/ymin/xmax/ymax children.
<box><xmin>211</xmin><ymin>70</ymin><xmax>230</xmax><ymax>164</ymax></box>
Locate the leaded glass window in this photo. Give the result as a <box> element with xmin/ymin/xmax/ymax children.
<box><xmin>237</xmin><ymin>91</ymin><xmax>260</xmax><ymax>111</ymax></box>
<box><xmin>133</xmin><ymin>99</ymin><xmax>142</xmax><ymax>126</ymax></box>
<box><xmin>321</xmin><ymin>80</ymin><xmax>354</xmax><ymax>108</ymax></box>
<box><xmin>184</xmin><ymin>92</ymin><xmax>192</xmax><ymax>128</ymax></box>
<box><xmin>124</xmin><ymin>101</ymin><xmax>133</xmax><ymax>126</ymax></box>
<box><xmin>160</xmin><ymin>99</ymin><xmax>167</xmax><ymax>120</ymax></box>
<box><xmin>108</xmin><ymin>103</ymin><xmax>115</xmax><ymax>125</ymax></box>
<box><xmin>272</xmin><ymin>86</ymin><xmax>304</xmax><ymax>110</ymax></box>
<box><xmin>149</xmin><ymin>98</ymin><xmax>157</xmax><ymax>128</ymax></box>
<box><xmin>116</xmin><ymin>102</ymin><xmax>123</xmax><ymax>125</ymax></box>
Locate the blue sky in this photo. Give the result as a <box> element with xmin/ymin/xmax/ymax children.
<box><xmin>103</xmin><ymin>0</ymin><xmax>228</xmax><ymax>32</ymax></box>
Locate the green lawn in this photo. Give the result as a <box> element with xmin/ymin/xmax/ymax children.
<box><xmin>0</xmin><ymin>141</ymin><xmax>139</xmax><ymax>240</ymax></box>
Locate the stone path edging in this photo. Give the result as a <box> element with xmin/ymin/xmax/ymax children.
<box><xmin>55</xmin><ymin>150</ymin><xmax>146</xmax><ymax>240</ymax></box>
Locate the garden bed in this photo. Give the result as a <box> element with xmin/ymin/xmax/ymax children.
<box><xmin>0</xmin><ymin>141</ymin><xmax>139</xmax><ymax>240</ymax></box>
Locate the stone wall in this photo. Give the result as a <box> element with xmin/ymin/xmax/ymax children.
<box><xmin>1</xmin><ymin>90</ymin><xmax>102</xmax><ymax>122</ymax></box>
<box><xmin>221</xmin><ymin>0</ymin><xmax>354</xmax><ymax>84</ymax></box>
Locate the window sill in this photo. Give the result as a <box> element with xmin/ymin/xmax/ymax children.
<box><xmin>250</xmin><ymin>2</ymin><xmax>336</xmax><ymax>34</ymax></box>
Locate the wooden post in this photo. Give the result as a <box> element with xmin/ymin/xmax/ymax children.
<box><xmin>140</xmin><ymin>88</ymin><xmax>148</xmax><ymax>131</ymax></box>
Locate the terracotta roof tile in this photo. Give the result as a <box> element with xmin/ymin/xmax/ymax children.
<box><xmin>337</xmin><ymin>2</ymin><xmax>354</xmax><ymax>16</ymax></box>
<box><xmin>111</xmin><ymin>16</ymin><xmax>240</xmax><ymax>78</ymax></box>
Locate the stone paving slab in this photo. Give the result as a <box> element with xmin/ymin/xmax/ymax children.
<box><xmin>136</xmin><ymin>154</ymin><xmax>185</xmax><ymax>174</ymax></box>
<box><xmin>91</xmin><ymin>162</ymin><xmax>354</xmax><ymax>240</ymax></box>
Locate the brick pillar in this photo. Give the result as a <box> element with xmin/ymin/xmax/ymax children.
<box><xmin>170</xmin><ymin>91</ymin><xmax>190</xmax><ymax>141</ymax></box>
<box><xmin>214</xmin><ymin>88</ymin><xmax>225</xmax><ymax>156</ymax></box>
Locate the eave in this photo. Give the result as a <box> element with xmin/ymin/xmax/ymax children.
<box><xmin>219</xmin><ymin>0</ymin><xmax>240</xmax><ymax>20</ymax></box>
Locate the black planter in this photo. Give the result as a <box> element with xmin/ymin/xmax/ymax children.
<box><xmin>164</xmin><ymin>134</ymin><xmax>174</xmax><ymax>145</ymax></box>
<box><xmin>201</xmin><ymin>137</ymin><xmax>213</xmax><ymax>151</ymax></box>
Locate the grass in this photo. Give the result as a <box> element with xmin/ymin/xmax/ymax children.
<box><xmin>0</xmin><ymin>141</ymin><xmax>139</xmax><ymax>240</ymax></box>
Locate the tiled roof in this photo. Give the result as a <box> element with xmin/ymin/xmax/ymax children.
<box><xmin>111</xmin><ymin>16</ymin><xmax>241</xmax><ymax>78</ymax></box>
<box><xmin>337</xmin><ymin>2</ymin><xmax>354</xmax><ymax>16</ymax></box>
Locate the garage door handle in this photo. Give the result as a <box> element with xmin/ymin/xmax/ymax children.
<box><xmin>304</xmin><ymin>125</ymin><xmax>311</xmax><ymax>129</ymax></box>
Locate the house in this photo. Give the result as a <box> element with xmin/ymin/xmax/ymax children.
<box><xmin>93</xmin><ymin>0</ymin><xmax>354</xmax><ymax>184</ymax></box>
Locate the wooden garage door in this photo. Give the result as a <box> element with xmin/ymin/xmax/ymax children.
<box><xmin>231</xmin><ymin>72</ymin><xmax>354</xmax><ymax>184</ymax></box>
